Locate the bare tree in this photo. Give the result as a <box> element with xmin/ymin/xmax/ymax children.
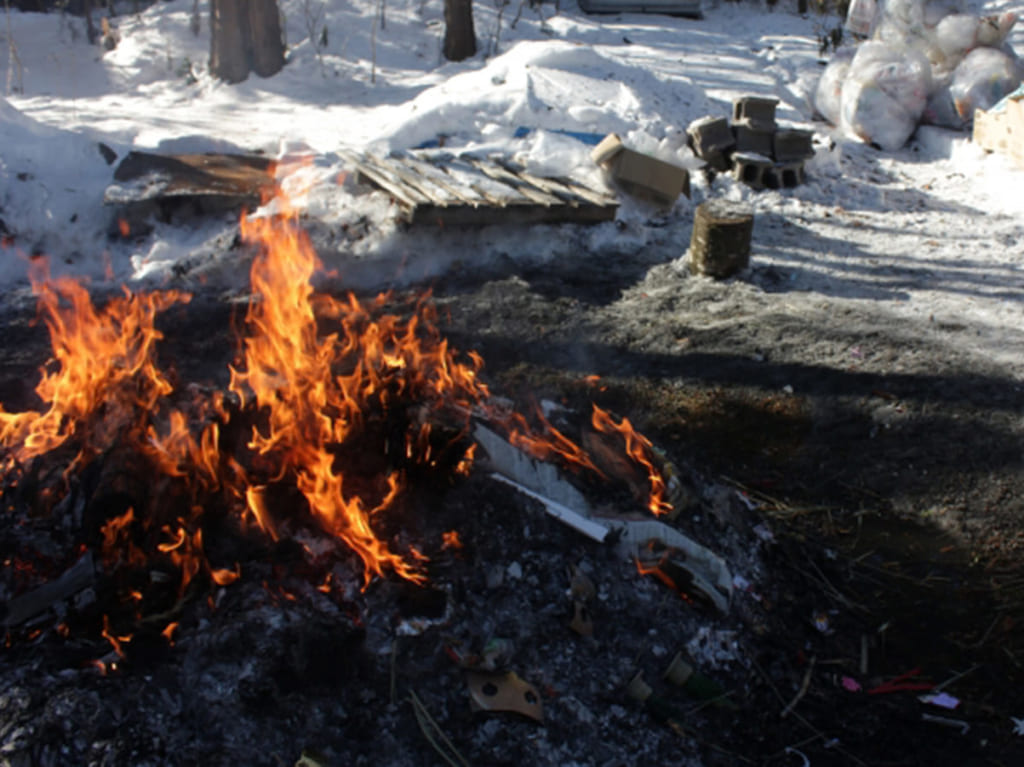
<box><xmin>443</xmin><ymin>0</ymin><xmax>475</xmax><ymax>62</ymax></box>
<box><xmin>209</xmin><ymin>0</ymin><xmax>284</xmax><ymax>83</ymax></box>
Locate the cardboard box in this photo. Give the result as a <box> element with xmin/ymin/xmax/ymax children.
<box><xmin>973</xmin><ymin>92</ymin><xmax>1023</xmax><ymax>170</ymax></box>
<box><xmin>591</xmin><ymin>133</ymin><xmax>690</xmax><ymax>205</ymax></box>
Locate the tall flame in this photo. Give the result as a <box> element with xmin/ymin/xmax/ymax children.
<box><xmin>229</xmin><ymin>208</ymin><xmax>490</xmax><ymax>584</ymax></box>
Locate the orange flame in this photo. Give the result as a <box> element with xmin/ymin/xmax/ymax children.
<box><xmin>229</xmin><ymin>207</ymin><xmax>490</xmax><ymax>586</ymax></box>
<box><xmin>0</xmin><ymin>262</ymin><xmax>189</xmax><ymax>466</ymax></box>
<box><xmin>441</xmin><ymin>530</ymin><xmax>463</xmax><ymax>550</ymax></box>
<box><xmin>591</xmin><ymin>405</ymin><xmax>671</xmax><ymax>516</ymax></box>
<box><xmin>507</xmin><ymin>408</ymin><xmax>603</xmax><ymax>476</ymax></box>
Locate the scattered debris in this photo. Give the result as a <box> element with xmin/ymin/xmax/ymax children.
<box><xmin>868</xmin><ymin>668</ymin><xmax>933</xmax><ymax>695</ymax></box>
<box><xmin>466</xmin><ymin>670</ymin><xmax>544</xmax><ymax>722</ymax></box>
<box><xmin>663</xmin><ymin>651</ymin><xmax>731</xmax><ymax>704</ymax></box>
<box><xmin>590</xmin><ymin>133</ymin><xmax>691</xmax><ymax>206</ymax></box>
<box><xmin>409</xmin><ymin>691</ymin><xmax>471</xmax><ymax>767</ymax></box>
<box><xmin>921</xmin><ymin>713</ymin><xmax>970</xmax><ymax>735</ymax></box>
<box><xmin>920</xmin><ymin>692</ymin><xmax>960</xmax><ymax>709</ymax></box>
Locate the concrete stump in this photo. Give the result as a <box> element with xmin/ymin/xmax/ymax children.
<box><xmin>688</xmin><ymin>200</ymin><xmax>754</xmax><ymax>278</ymax></box>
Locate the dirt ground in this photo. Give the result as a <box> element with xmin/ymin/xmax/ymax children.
<box><xmin>429</xmin><ymin>250</ymin><xmax>1024</xmax><ymax>764</ymax></box>
<box><xmin>1</xmin><ymin>237</ymin><xmax>1024</xmax><ymax>766</ymax></box>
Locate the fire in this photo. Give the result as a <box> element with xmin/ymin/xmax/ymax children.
<box><xmin>591</xmin><ymin>405</ymin><xmax>672</xmax><ymax>516</ymax></box>
<box><xmin>441</xmin><ymin>530</ymin><xmax>463</xmax><ymax>550</ymax></box>
<box><xmin>507</xmin><ymin>408</ymin><xmax>604</xmax><ymax>476</ymax></box>
<box><xmin>0</xmin><ymin>261</ymin><xmax>189</xmax><ymax>468</ymax></box>
<box><xmin>228</xmin><ymin>207</ymin><xmax>491</xmax><ymax>585</ymax></box>
<box><xmin>0</xmin><ymin>175</ymin><xmax>679</xmax><ymax>661</ymax></box>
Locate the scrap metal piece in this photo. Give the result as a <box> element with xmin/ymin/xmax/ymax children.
<box><xmin>467</xmin><ymin>671</ymin><xmax>544</xmax><ymax>722</ymax></box>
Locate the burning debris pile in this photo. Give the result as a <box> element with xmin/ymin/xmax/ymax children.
<box><xmin>0</xmin><ymin>198</ymin><xmax>774</xmax><ymax>765</ymax></box>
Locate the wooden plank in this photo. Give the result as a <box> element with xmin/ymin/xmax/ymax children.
<box><xmin>491</xmin><ymin>158</ymin><xmax>614</xmax><ymax>207</ymax></box>
<box><xmin>392</xmin><ymin>153</ymin><xmax>485</xmax><ymax>207</ymax></box>
<box><xmin>491</xmin><ymin>158</ymin><xmax>618</xmax><ymax>207</ymax></box>
<box><xmin>338</xmin><ymin>150</ymin><xmax>424</xmax><ymax>211</ymax></box>
<box><xmin>462</xmin><ymin>156</ymin><xmax>565</xmax><ymax>206</ymax></box>
<box><xmin>374</xmin><ymin>155</ymin><xmax>455</xmax><ymax>207</ymax></box>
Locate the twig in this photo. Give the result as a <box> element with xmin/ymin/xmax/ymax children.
<box><xmin>972</xmin><ymin>613</ymin><xmax>1002</xmax><ymax>649</ymax></box>
<box><xmin>750</xmin><ymin>656</ymin><xmax>868</xmax><ymax>767</ymax></box>
<box><xmin>921</xmin><ymin>713</ymin><xmax>970</xmax><ymax>735</ymax></box>
<box><xmin>934</xmin><ymin>663</ymin><xmax>979</xmax><ymax>693</ymax></box>
<box><xmin>781</xmin><ymin>656</ymin><xmax>816</xmax><ymax>718</ymax></box>
<box><xmin>389</xmin><ymin>638</ymin><xmax>398</xmax><ymax>705</ymax></box>
<box><xmin>409</xmin><ymin>691</ymin><xmax>471</xmax><ymax>767</ymax></box>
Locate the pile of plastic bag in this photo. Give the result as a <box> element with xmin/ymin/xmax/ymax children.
<box><xmin>815</xmin><ymin>0</ymin><xmax>1022</xmax><ymax>150</ymax></box>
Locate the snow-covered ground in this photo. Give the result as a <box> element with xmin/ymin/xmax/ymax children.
<box><xmin>1</xmin><ymin>0</ymin><xmax>1023</xmax><ymax>370</ymax></box>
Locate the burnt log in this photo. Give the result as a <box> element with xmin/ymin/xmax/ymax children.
<box><xmin>2</xmin><ymin>551</ymin><xmax>95</xmax><ymax>628</ymax></box>
<box><xmin>688</xmin><ymin>199</ymin><xmax>754</xmax><ymax>278</ymax></box>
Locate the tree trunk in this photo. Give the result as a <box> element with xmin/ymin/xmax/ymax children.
<box><xmin>247</xmin><ymin>0</ymin><xmax>285</xmax><ymax>78</ymax></box>
<box><xmin>209</xmin><ymin>0</ymin><xmax>283</xmax><ymax>84</ymax></box>
<box><xmin>443</xmin><ymin>0</ymin><xmax>476</xmax><ymax>62</ymax></box>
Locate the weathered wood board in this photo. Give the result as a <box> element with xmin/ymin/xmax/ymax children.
<box><xmin>341</xmin><ymin>150</ymin><xmax>619</xmax><ymax>227</ymax></box>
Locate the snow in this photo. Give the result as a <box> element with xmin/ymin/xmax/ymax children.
<box><xmin>1</xmin><ymin>0</ymin><xmax>1023</xmax><ymax>370</ymax></box>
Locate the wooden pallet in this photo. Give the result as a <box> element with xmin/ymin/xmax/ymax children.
<box><xmin>339</xmin><ymin>150</ymin><xmax>619</xmax><ymax>227</ymax></box>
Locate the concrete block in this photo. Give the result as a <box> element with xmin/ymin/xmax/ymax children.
<box><xmin>764</xmin><ymin>161</ymin><xmax>806</xmax><ymax>190</ymax></box>
<box><xmin>686</xmin><ymin>116</ymin><xmax>735</xmax><ymax>170</ymax></box>
<box><xmin>732</xmin><ymin>96</ymin><xmax>778</xmax><ymax>130</ymax></box>
<box><xmin>731</xmin><ymin>152</ymin><xmax>774</xmax><ymax>190</ymax></box>
<box><xmin>772</xmin><ymin>129</ymin><xmax>815</xmax><ymax>162</ymax></box>
<box><xmin>732</xmin><ymin>122</ymin><xmax>775</xmax><ymax>157</ymax></box>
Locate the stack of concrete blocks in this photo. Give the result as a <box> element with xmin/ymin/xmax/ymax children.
<box><xmin>687</xmin><ymin>97</ymin><xmax>815</xmax><ymax>191</ymax></box>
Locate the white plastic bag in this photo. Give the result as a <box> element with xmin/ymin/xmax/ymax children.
<box><xmin>949</xmin><ymin>47</ymin><xmax>1023</xmax><ymax>120</ymax></box>
<box><xmin>814</xmin><ymin>50</ymin><xmax>854</xmax><ymax>126</ymax></box>
<box><xmin>846</xmin><ymin>0</ymin><xmax>878</xmax><ymax>37</ymax></box>
<box><xmin>841</xmin><ymin>42</ymin><xmax>933</xmax><ymax>149</ymax></box>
